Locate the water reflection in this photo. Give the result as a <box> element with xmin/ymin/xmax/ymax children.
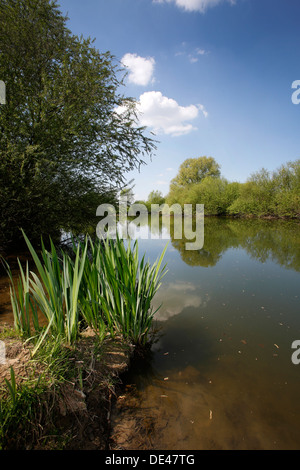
<box><xmin>124</xmin><ymin>215</ymin><xmax>300</xmax><ymax>272</ymax></box>
<box><xmin>153</xmin><ymin>281</ymin><xmax>206</xmax><ymax>321</ymax></box>
<box><xmin>110</xmin><ymin>216</ymin><xmax>300</xmax><ymax>450</ymax></box>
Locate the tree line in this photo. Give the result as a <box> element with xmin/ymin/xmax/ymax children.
<box><xmin>138</xmin><ymin>156</ymin><xmax>300</xmax><ymax>219</ymax></box>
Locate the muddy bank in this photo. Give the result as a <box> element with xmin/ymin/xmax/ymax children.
<box><xmin>0</xmin><ymin>326</ymin><xmax>134</xmax><ymax>450</ymax></box>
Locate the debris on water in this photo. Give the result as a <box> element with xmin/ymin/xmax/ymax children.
<box><xmin>209</xmin><ymin>410</ymin><xmax>213</xmax><ymax>420</ymax></box>
<box><xmin>241</xmin><ymin>339</ymin><xmax>247</xmax><ymax>344</ymax></box>
<box><xmin>274</xmin><ymin>344</ymin><xmax>279</xmax><ymax>349</ymax></box>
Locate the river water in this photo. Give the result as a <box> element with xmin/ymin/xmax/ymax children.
<box><xmin>1</xmin><ymin>217</ymin><xmax>300</xmax><ymax>449</ymax></box>
<box><xmin>110</xmin><ymin>216</ymin><xmax>300</xmax><ymax>450</ymax></box>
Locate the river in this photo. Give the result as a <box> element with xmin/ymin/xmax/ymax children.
<box><xmin>110</xmin><ymin>216</ymin><xmax>300</xmax><ymax>450</ymax></box>
<box><xmin>1</xmin><ymin>216</ymin><xmax>300</xmax><ymax>450</ymax></box>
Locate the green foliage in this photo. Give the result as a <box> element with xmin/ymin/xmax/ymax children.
<box><xmin>166</xmin><ymin>156</ymin><xmax>299</xmax><ymax>219</ymax></box>
<box><xmin>188</xmin><ymin>177</ymin><xmax>231</xmax><ymax>215</ymax></box>
<box><xmin>0</xmin><ymin>366</ymin><xmax>44</xmax><ymax>450</ymax></box>
<box><xmin>147</xmin><ymin>190</ymin><xmax>165</xmax><ymax>206</ymax></box>
<box><xmin>170</xmin><ymin>156</ymin><xmax>221</xmax><ymax>189</ymax></box>
<box><xmin>165</xmin><ymin>184</ymin><xmax>189</xmax><ymax>208</ymax></box>
<box><xmin>167</xmin><ymin>156</ymin><xmax>222</xmax><ymax>211</ymax></box>
<box><xmin>0</xmin><ymin>336</ymin><xmax>76</xmax><ymax>450</ymax></box>
<box><xmin>95</xmin><ymin>235</ymin><xmax>168</xmax><ymax>346</ymax></box>
<box><xmin>0</xmin><ymin>0</ymin><xmax>155</xmax><ymax>249</ymax></box>
<box><xmin>134</xmin><ymin>190</ymin><xmax>166</xmax><ymax>212</ymax></box>
<box><xmin>1</xmin><ymin>257</ymin><xmax>40</xmax><ymax>337</ymax></box>
<box><xmin>272</xmin><ymin>160</ymin><xmax>300</xmax><ymax>217</ymax></box>
<box><xmin>4</xmin><ymin>232</ymin><xmax>167</xmax><ymax>350</ymax></box>
<box><xmin>229</xmin><ymin>161</ymin><xmax>300</xmax><ymax>217</ymax></box>
<box><xmin>144</xmin><ymin>190</ymin><xmax>166</xmax><ymax>211</ymax></box>
<box><xmin>166</xmin><ymin>176</ymin><xmax>240</xmax><ymax>215</ymax></box>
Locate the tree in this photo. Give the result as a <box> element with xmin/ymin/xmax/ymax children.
<box><xmin>187</xmin><ymin>177</ymin><xmax>231</xmax><ymax>215</ymax></box>
<box><xmin>147</xmin><ymin>190</ymin><xmax>165</xmax><ymax>206</ymax></box>
<box><xmin>170</xmin><ymin>156</ymin><xmax>221</xmax><ymax>189</ymax></box>
<box><xmin>166</xmin><ymin>156</ymin><xmax>221</xmax><ymax>210</ymax></box>
<box><xmin>228</xmin><ymin>168</ymin><xmax>276</xmax><ymax>217</ymax></box>
<box><xmin>0</xmin><ymin>0</ymin><xmax>156</xmax><ymax>249</ymax></box>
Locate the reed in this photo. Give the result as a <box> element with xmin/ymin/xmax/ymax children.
<box><xmin>3</xmin><ymin>231</ymin><xmax>167</xmax><ymax>351</ymax></box>
<box><xmin>94</xmin><ymin>234</ymin><xmax>168</xmax><ymax>346</ymax></box>
<box><xmin>1</xmin><ymin>258</ymin><xmax>40</xmax><ymax>337</ymax></box>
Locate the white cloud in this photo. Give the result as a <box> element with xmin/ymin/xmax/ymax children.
<box><xmin>153</xmin><ymin>0</ymin><xmax>236</xmax><ymax>13</ymax></box>
<box><xmin>198</xmin><ymin>104</ymin><xmax>208</xmax><ymax>118</ymax></box>
<box><xmin>156</xmin><ymin>180</ymin><xmax>169</xmax><ymax>185</ymax></box>
<box><xmin>189</xmin><ymin>55</ymin><xmax>199</xmax><ymax>63</ymax></box>
<box><xmin>121</xmin><ymin>53</ymin><xmax>155</xmax><ymax>86</ymax></box>
<box><xmin>176</xmin><ymin>45</ymin><xmax>209</xmax><ymax>63</ymax></box>
<box><xmin>196</xmin><ymin>48</ymin><xmax>208</xmax><ymax>55</ymax></box>
<box><xmin>115</xmin><ymin>91</ymin><xmax>208</xmax><ymax>137</ymax></box>
<box><xmin>136</xmin><ymin>91</ymin><xmax>203</xmax><ymax>136</ymax></box>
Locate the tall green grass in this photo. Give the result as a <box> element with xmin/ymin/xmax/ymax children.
<box><xmin>92</xmin><ymin>235</ymin><xmax>168</xmax><ymax>346</ymax></box>
<box><xmin>3</xmin><ymin>258</ymin><xmax>40</xmax><ymax>337</ymax></box>
<box><xmin>2</xmin><ymin>231</ymin><xmax>167</xmax><ymax>351</ymax></box>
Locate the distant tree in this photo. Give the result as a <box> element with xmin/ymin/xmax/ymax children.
<box><xmin>147</xmin><ymin>190</ymin><xmax>165</xmax><ymax>206</ymax></box>
<box><xmin>229</xmin><ymin>168</ymin><xmax>277</xmax><ymax>216</ymax></box>
<box><xmin>187</xmin><ymin>177</ymin><xmax>232</xmax><ymax>215</ymax></box>
<box><xmin>0</xmin><ymin>0</ymin><xmax>155</xmax><ymax>249</ymax></box>
<box><xmin>272</xmin><ymin>160</ymin><xmax>300</xmax><ymax>217</ymax></box>
<box><xmin>166</xmin><ymin>156</ymin><xmax>221</xmax><ymax>211</ymax></box>
<box><xmin>170</xmin><ymin>156</ymin><xmax>221</xmax><ymax>189</ymax></box>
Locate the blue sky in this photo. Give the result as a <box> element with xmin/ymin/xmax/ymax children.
<box><xmin>58</xmin><ymin>0</ymin><xmax>300</xmax><ymax>200</ymax></box>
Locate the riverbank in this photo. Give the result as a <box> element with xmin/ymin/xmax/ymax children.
<box><xmin>0</xmin><ymin>324</ymin><xmax>134</xmax><ymax>450</ymax></box>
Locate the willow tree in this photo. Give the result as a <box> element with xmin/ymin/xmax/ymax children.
<box><xmin>0</xmin><ymin>0</ymin><xmax>156</xmax><ymax>249</ymax></box>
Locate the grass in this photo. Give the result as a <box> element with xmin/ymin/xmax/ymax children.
<box><xmin>0</xmin><ymin>366</ymin><xmax>43</xmax><ymax>449</ymax></box>
<box><xmin>0</xmin><ymin>333</ymin><xmax>72</xmax><ymax>450</ymax></box>
<box><xmin>0</xmin><ymin>324</ymin><xmax>134</xmax><ymax>450</ymax></box>
<box><xmin>0</xmin><ymin>231</ymin><xmax>167</xmax><ymax>449</ymax></box>
<box><xmin>2</xmin><ymin>231</ymin><xmax>167</xmax><ymax>352</ymax></box>
<box><xmin>85</xmin><ymin>235</ymin><xmax>168</xmax><ymax>346</ymax></box>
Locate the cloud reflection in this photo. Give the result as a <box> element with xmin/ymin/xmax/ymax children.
<box><xmin>153</xmin><ymin>280</ymin><xmax>209</xmax><ymax>321</ymax></box>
